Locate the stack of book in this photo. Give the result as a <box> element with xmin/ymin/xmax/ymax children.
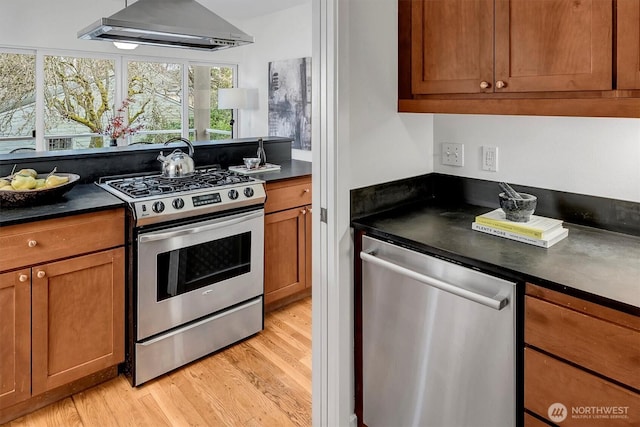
<box><xmin>472</xmin><ymin>209</ymin><xmax>568</xmax><ymax>248</ymax></box>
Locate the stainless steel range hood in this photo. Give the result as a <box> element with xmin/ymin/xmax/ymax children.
<box><xmin>78</xmin><ymin>0</ymin><xmax>254</xmax><ymax>51</ymax></box>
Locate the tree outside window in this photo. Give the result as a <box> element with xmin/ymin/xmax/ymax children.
<box><xmin>0</xmin><ymin>52</ymin><xmax>36</xmax><ymax>153</ymax></box>
<box><xmin>188</xmin><ymin>65</ymin><xmax>234</xmax><ymax>141</ymax></box>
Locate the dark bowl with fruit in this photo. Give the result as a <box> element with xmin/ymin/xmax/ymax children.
<box><xmin>0</xmin><ymin>169</ymin><xmax>80</xmax><ymax>208</ymax></box>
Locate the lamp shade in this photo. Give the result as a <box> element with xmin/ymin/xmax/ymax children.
<box><xmin>217</xmin><ymin>88</ymin><xmax>248</xmax><ymax>110</ymax></box>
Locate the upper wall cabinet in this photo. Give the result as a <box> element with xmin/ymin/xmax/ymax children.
<box><xmin>399</xmin><ymin>0</ymin><xmax>640</xmax><ymax>117</ymax></box>
<box><xmin>618</xmin><ymin>0</ymin><xmax>640</xmax><ymax>89</ymax></box>
<box><xmin>410</xmin><ymin>0</ymin><xmax>494</xmax><ymax>94</ymax></box>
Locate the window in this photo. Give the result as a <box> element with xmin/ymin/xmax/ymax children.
<box><xmin>0</xmin><ymin>51</ymin><xmax>36</xmax><ymax>153</ymax></box>
<box><xmin>128</xmin><ymin>60</ymin><xmax>183</xmax><ymax>144</ymax></box>
<box><xmin>44</xmin><ymin>55</ymin><xmax>115</xmax><ymax>150</ymax></box>
<box><xmin>0</xmin><ymin>48</ymin><xmax>237</xmax><ymax>154</ymax></box>
<box><xmin>188</xmin><ymin>65</ymin><xmax>234</xmax><ymax>141</ymax></box>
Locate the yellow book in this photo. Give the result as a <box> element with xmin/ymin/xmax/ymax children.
<box><xmin>475</xmin><ymin>209</ymin><xmax>563</xmax><ymax>239</ymax></box>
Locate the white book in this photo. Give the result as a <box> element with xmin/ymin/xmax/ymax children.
<box><xmin>472</xmin><ymin>222</ymin><xmax>569</xmax><ymax>248</ymax></box>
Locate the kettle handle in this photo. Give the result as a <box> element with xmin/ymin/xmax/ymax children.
<box><xmin>164</xmin><ymin>137</ymin><xmax>194</xmax><ymax>157</ymax></box>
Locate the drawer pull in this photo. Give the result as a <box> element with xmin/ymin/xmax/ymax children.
<box><xmin>19</xmin><ymin>274</ymin><xmax>29</xmax><ymax>282</ymax></box>
<box><xmin>301</xmin><ymin>208</ymin><xmax>307</xmax><ymax>215</ymax></box>
<box><xmin>28</xmin><ymin>239</ymin><xmax>37</xmax><ymax>247</ymax></box>
<box><xmin>303</xmin><ymin>188</ymin><xmax>310</xmax><ymax>193</ymax></box>
<box><xmin>36</xmin><ymin>270</ymin><xmax>46</xmax><ymax>279</ymax></box>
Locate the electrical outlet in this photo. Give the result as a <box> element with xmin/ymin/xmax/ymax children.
<box><xmin>482</xmin><ymin>146</ymin><xmax>498</xmax><ymax>172</ymax></box>
<box><xmin>442</xmin><ymin>143</ymin><xmax>464</xmax><ymax>166</ymax></box>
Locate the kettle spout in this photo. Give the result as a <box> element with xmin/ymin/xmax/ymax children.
<box><xmin>157</xmin><ymin>151</ymin><xmax>166</xmax><ymax>162</ymax></box>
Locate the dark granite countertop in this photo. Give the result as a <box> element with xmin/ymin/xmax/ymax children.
<box><xmin>1</xmin><ymin>184</ymin><xmax>125</xmax><ymax>227</ymax></box>
<box><xmin>248</xmin><ymin>160</ymin><xmax>312</xmax><ymax>182</ymax></box>
<box><xmin>353</xmin><ymin>202</ymin><xmax>640</xmax><ymax>310</ymax></box>
<box><xmin>0</xmin><ymin>160</ymin><xmax>311</xmax><ymax>227</ymax></box>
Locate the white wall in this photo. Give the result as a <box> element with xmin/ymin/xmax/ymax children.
<box><xmin>235</xmin><ymin>3</ymin><xmax>313</xmax><ymax>160</ymax></box>
<box><xmin>433</xmin><ymin>114</ymin><xmax>640</xmax><ymax>202</ymax></box>
<box><xmin>345</xmin><ymin>1</ymin><xmax>434</xmax><ymax>189</ymax></box>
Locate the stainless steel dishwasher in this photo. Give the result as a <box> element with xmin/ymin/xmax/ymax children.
<box><xmin>361</xmin><ymin>235</ymin><xmax>517</xmax><ymax>427</ymax></box>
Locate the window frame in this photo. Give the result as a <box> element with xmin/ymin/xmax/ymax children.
<box><xmin>0</xmin><ymin>46</ymin><xmax>238</xmax><ymax>153</ymax></box>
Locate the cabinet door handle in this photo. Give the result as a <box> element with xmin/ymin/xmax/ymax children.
<box><xmin>28</xmin><ymin>239</ymin><xmax>37</xmax><ymax>247</ymax></box>
<box><xmin>480</xmin><ymin>81</ymin><xmax>490</xmax><ymax>89</ymax></box>
<box><xmin>19</xmin><ymin>274</ymin><xmax>29</xmax><ymax>282</ymax></box>
<box><xmin>495</xmin><ymin>80</ymin><xmax>506</xmax><ymax>89</ymax></box>
<box><xmin>36</xmin><ymin>270</ymin><xmax>46</xmax><ymax>279</ymax></box>
<box><xmin>301</xmin><ymin>208</ymin><xmax>307</xmax><ymax>215</ymax></box>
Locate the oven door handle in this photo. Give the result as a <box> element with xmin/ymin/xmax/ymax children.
<box><xmin>139</xmin><ymin>210</ymin><xmax>263</xmax><ymax>243</ymax></box>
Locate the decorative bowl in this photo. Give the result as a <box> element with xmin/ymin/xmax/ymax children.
<box><xmin>498</xmin><ymin>192</ymin><xmax>537</xmax><ymax>222</ymax></box>
<box><xmin>0</xmin><ymin>173</ymin><xmax>80</xmax><ymax>208</ymax></box>
<box><xmin>243</xmin><ymin>157</ymin><xmax>261</xmax><ymax>169</ymax></box>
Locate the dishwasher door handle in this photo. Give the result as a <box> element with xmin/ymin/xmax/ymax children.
<box><xmin>360</xmin><ymin>250</ymin><xmax>508</xmax><ymax>310</ymax></box>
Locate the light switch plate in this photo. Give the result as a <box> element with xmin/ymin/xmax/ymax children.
<box><xmin>442</xmin><ymin>143</ymin><xmax>464</xmax><ymax>166</ymax></box>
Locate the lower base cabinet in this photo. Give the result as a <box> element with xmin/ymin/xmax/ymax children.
<box><xmin>0</xmin><ymin>269</ymin><xmax>30</xmax><ymax>409</ymax></box>
<box><xmin>0</xmin><ymin>209</ymin><xmax>125</xmax><ymax>423</ymax></box>
<box><xmin>31</xmin><ymin>248</ymin><xmax>125</xmax><ymax>395</ymax></box>
<box><xmin>264</xmin><ymin>207</ymin><xmax>309</xmax><ymax>305</ymax></box>
<box><xmin>264</xmin><ymin>176</ymin><xmax>312</xmax><ymax>311</ymax></box>
<box><xmin>525</xmin><ymin>348</ymin><xmax>638</xmax><ymax>426</ymax></box>
<box><xmin>524</xmin><ymin>283</ymin><xmax>640</xmax><ymax>426</ymax></box>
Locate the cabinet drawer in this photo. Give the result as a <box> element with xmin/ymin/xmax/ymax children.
<box><xmin>525</xmin><ymin>295</ymin><xmax>640</xmax><ymax>389</ymax></box>
<box><xmin>0</xmin><ymin>209</ymin><xmax>124</xmax><ymax>271</ymax></box>
<box><xmin>525</xmin><ymin>348</ymin><xmax>639</xmax><ymax>426</ymax></box>
<box><xmin>265</xmin><ymin>176</ymin><xmax>311</xmax><ymax>214</ymax></box>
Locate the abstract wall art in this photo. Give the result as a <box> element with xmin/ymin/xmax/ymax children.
<box><xmin>268</xmin><ymin>57</ymin><xmax>312</xmax><ymax>151</ymax></box>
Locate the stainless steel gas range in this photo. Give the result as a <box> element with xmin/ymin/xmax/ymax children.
<box><xmin>97</xmin><ymin>167</ymin><xmax>266</xmax><ymax>386</ymax></box>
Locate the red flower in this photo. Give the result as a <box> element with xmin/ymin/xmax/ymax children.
<box><xmin>101</xmin><ymin>98</ymin><xmax>143</xmax><ymax>139</ymax></box>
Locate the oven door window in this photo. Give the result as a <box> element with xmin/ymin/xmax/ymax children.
<box><xmin>156</xmin><ymin>232</ymin><xmax>251</xmax><ymax>301</ymax></box>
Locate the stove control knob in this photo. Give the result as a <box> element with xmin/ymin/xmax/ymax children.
<box><xmin>243</xmin><ymin>187</ymin><xmax>255</xmax><ymax>198</ymax></box>
<box><xmin>152</xmin><ymin>201</ymin><xmax>165</xmax><ymax>213</ymax></box>
<box><xmin>228</xmin><ymin>189</ymin><xmax>239</xmax><ymax>200</ymax></box>
<box><xmin>172</xmin><ymin>198</ymin><xmax>185</xmax><ymax>209</ymax></box>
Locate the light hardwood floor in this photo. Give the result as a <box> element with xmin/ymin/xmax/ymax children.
<box><xmin>4</xmin><ymin>297</ymin><xmax>312</xmax><ymax>427</ymax></box>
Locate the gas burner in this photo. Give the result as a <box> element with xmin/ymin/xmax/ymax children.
<box><xmin>104</xmin><ymin>169</ymin><xmax>254</xmax><ymax>199</ymax></box>
<box><xmin>97</xmin><ymin>167</ymin><xmax>266</xmax><ymax>227</ymax></box>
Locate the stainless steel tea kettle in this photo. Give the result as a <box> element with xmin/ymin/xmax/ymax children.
<box><xmin>157</xmin><ymin>137</ymin><xmax>195</xmax><ymax>178</ymax></box>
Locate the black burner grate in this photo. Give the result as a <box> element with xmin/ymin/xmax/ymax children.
<box><xmin>106</xmin><ymin>169</ymin><xmax>254</xmax><ymax>199</ymax></box>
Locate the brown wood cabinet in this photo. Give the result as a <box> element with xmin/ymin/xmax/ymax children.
<box><xmin>618</xmin><ymin>0</ymin><xmax>640</xmax><ymax>89</ymax></box>
<box><xmin>412</xmin><ymin>0</ymin><xmax>613</xmax><ymax>94</ymax></box>
<box><xmin>31</xmin><ymin>248</ymin><xmax>125</xmax><ymax>395</ymax></box>
<box><xmin>410</xmin><ymin>0</ymin><xmax>611</xmax><ymax>95</ymax></box>
<box><xmin>0</xmin><ymin>209</ymin><xmax>125</xmax><ymax>422</ymax></box>
<box><xmin>264</xmin><ymin>176</ymin><xmax>312</xmax><ymax>311</ymax></box>
<box><xmin>524</xmin><ymin>283</ymin><xmax>640</xmax><ymax>425</ymax></box>
<box><xmin>400</xmin><ymin>0</ymin><xmax>640</xmax><ymax>117</ymax></box>
<box><xmin>0</xmin><ymin>270</ymin><xmax>31</xmax><ymax>409</ymax></box>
